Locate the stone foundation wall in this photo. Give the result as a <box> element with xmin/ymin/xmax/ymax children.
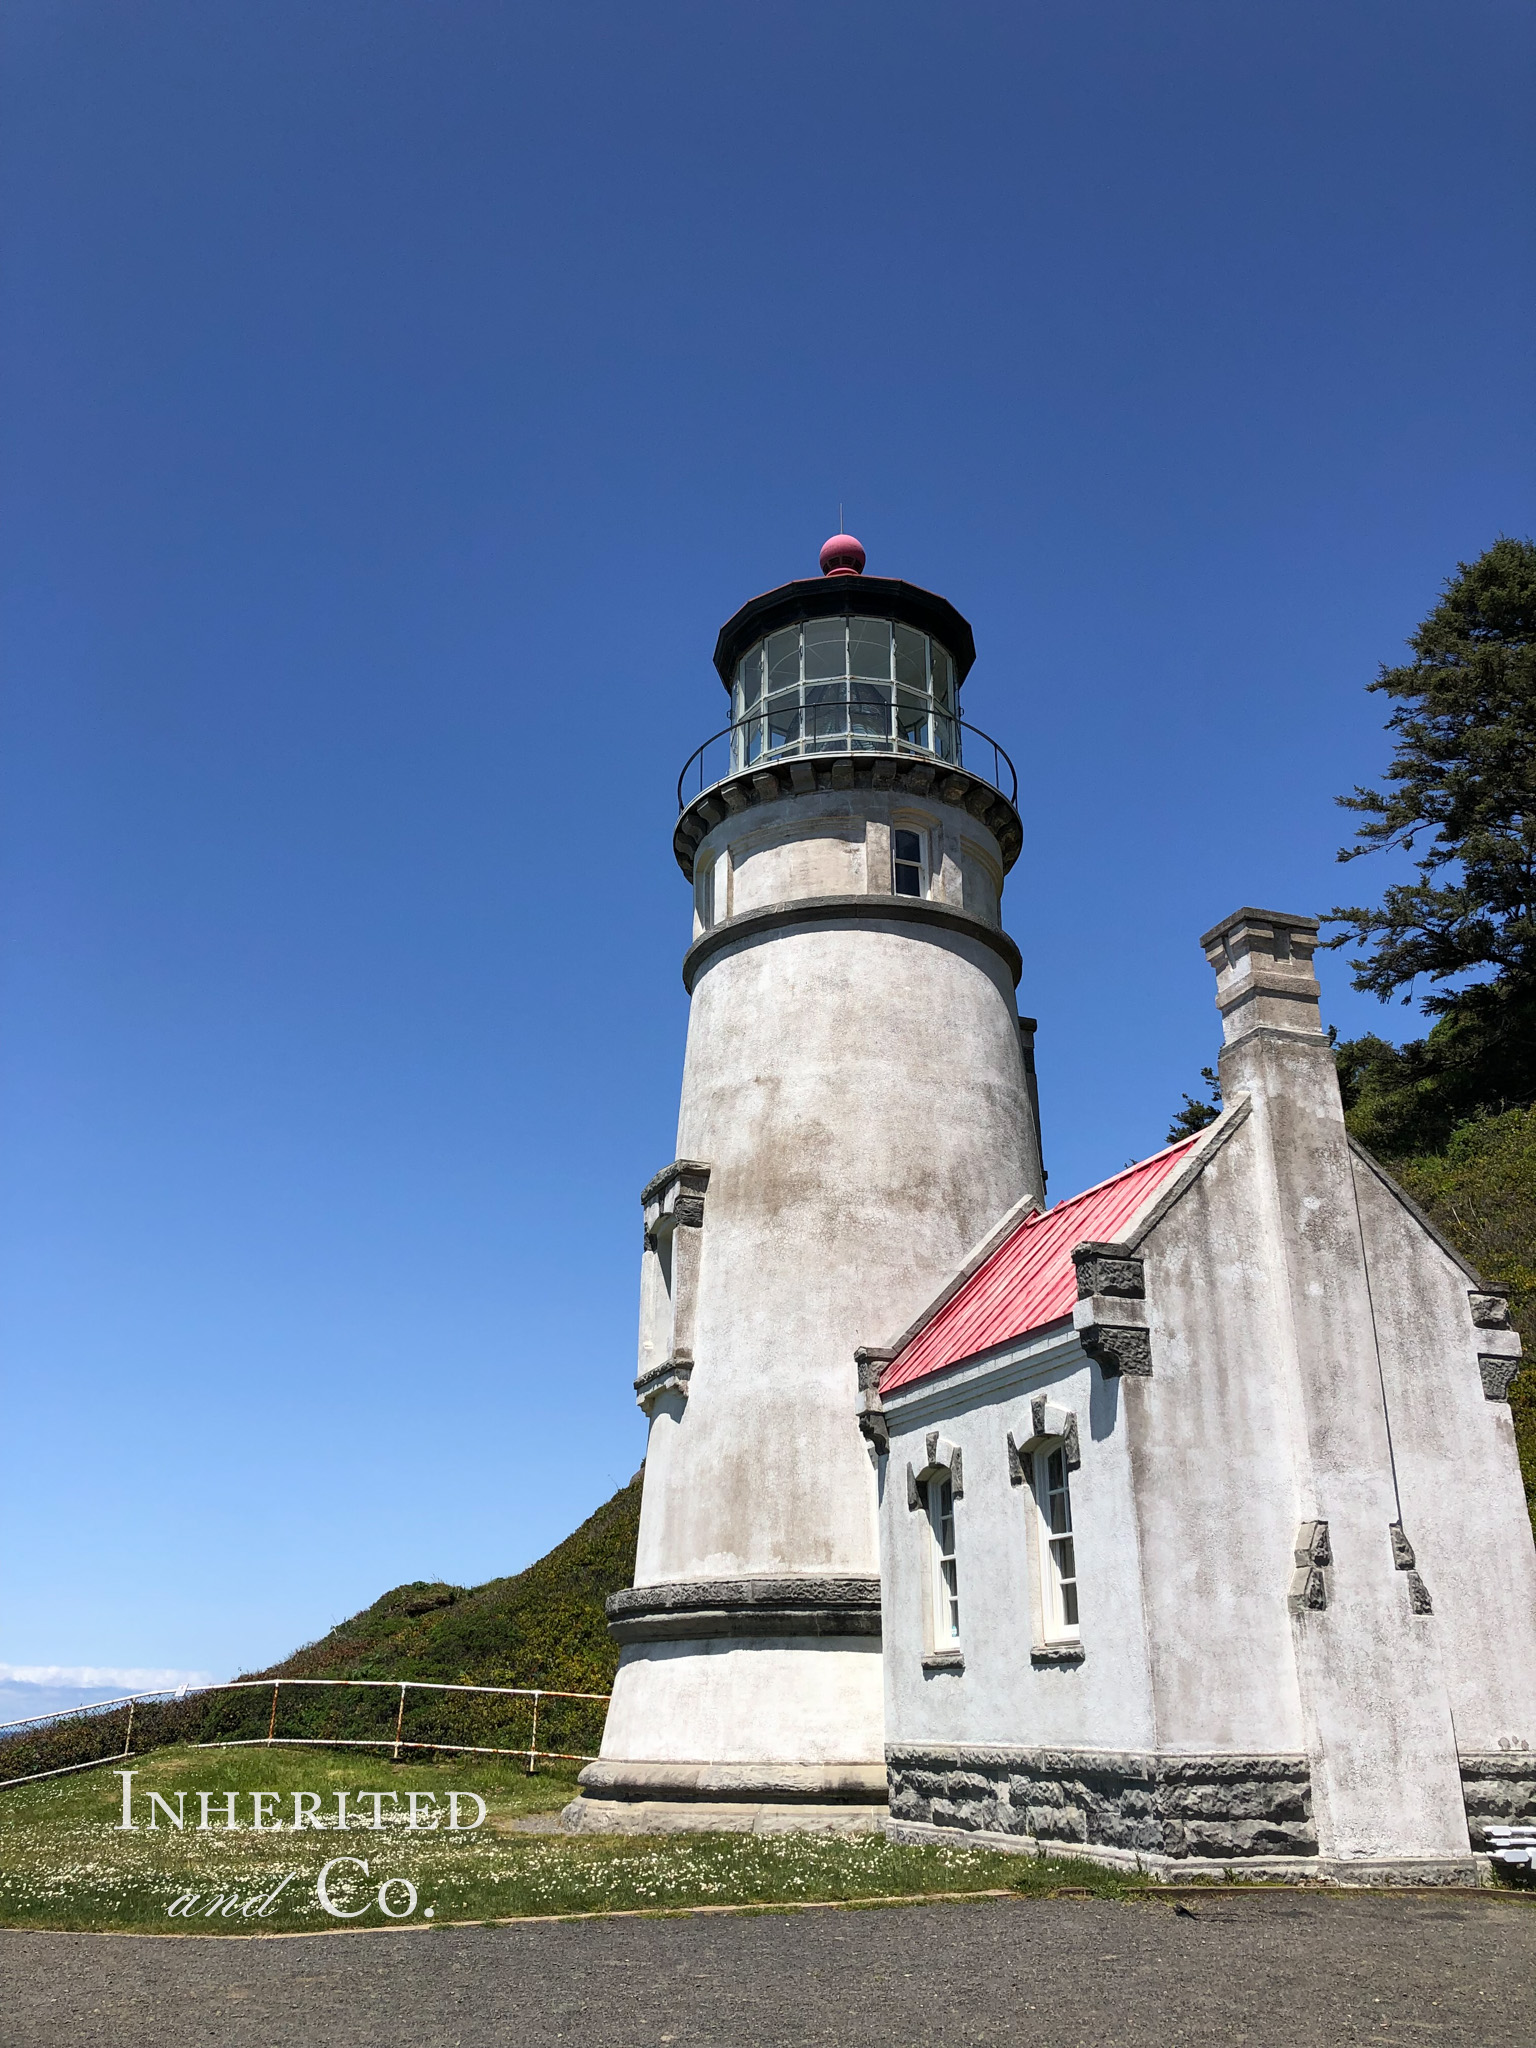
<box><xmin>886</xmin><ymin>1745</ymin><xmax>1317</xmax><ymax>1861</ymax></box>
<box><xmin>1460</xmin><ymin>1753</ymin><xmax>1536</xmax><ymax>1849</ymax></box>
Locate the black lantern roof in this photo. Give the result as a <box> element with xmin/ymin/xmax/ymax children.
<box><xmin>712</xmin><ymin>575</ymin><xmax>977</xmax><ymax>692</ymax></box>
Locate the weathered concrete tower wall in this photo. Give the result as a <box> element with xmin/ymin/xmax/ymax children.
<box><xmin>570</xmin><ymin>549</ymin><xmax>1043</xmax><ymax>1830</ymax></box>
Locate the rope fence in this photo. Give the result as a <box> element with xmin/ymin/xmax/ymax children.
<box><xmin>0</xmin><ymin>1677</ymin><xmax>610</xmax><ymax>1790</ymax></box>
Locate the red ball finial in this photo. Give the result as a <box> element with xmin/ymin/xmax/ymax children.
<box><xmin>819</xmin><ymin>532</ymin><xmax>866</xmax><ymax>578</ymax></box>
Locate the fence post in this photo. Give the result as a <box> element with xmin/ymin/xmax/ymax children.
<box><xmin>122</xmin><ymin>1699</ymin><xmax>134</xmax><ymax>1758</ymax></box>
<box><xmin>267</xmin><ymin>1682</ymin><xmax>280</xmax><ymax>1746</ymax></box>
<box><xmin>393</xmin><ymin>1683</ymin><xmax>407</xmax><ymax>1761</ymax></box>
<box><xmin>528</xmin><ymin>1691</ymin><xmax>540</xmax><ymax>1774</ymax></box>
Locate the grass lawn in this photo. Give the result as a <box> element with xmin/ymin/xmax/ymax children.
<box><xmin>0</xmin><ymin>1744</ymin><xmax>1139</xmax><ymax>1933</ymax></box>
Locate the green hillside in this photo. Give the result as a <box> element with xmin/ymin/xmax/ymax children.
<box><xmin>1373</xmin><ymin>1108</ymin><xmax>1536</xmax><ymax>1526</ymax></box>
<box><xmin>243</xmin><ymin>1470</ymin><xmax>643</xmax><ymax>1695</ymax></box>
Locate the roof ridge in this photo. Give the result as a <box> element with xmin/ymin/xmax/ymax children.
<box><xmin>1041</xmin><ymin>1130</ymin><xmax>1204</xmax><ymax>1219</ymax></box>
<box><xmin>879</xmin><ymin>1122</ymin><xmax>1224</xmax><ymax>1398</ymax></box>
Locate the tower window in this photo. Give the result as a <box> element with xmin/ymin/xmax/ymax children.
<box><xmin>1033</xmin><ymin>1445</ymin><xmax>1080</xmax><ymax>1640</ymax></box>
<box><xmin>892</xmin><ymin>829</ymin><xmax>925</xmax><ymax>898</ymax></box>
<box><xmin>923</xmin><ymin>1475</ymin><xmax>960</xmax><ymax>1643</ymax></box>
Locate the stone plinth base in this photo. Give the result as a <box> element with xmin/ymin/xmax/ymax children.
<box><xmin>885</xmin><ymin>1818</ymin><xmax>1479</xmax><ymax>1886</ymax></box>
<box><xmin>564</xmin><ymin>1757</ymin><xmax>888</xmax><ymax>1835</ymax></box>
<box><xmin>563</xmin><ymin>1796</ymin><xmax>886</xmax><ymax>1836</ymax></box>
<box><xmin>887</xmin><ymin>1743</ymin><xmax>1318</xmax><ymax>1863</ymax></box>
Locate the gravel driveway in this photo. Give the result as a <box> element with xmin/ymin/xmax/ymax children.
<box><xmin>4</xmin><ymin>1890</ymin><xmax>1533</xmax><ymax>2047</ymax></box>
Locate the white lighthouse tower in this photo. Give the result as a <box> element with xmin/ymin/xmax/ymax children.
<box><xmin>568</xmin><ymin>535</ymin><xmax>1045</xmax><ymax>1831</ymax></box>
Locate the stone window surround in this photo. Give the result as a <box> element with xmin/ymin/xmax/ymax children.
<box><xmin>634</xmin><ymin>1159</ymin><xmax>710</xmax><ymax>1415</ymax></box>
<box><xmin>1008</xmin><ymin>1396</ymin><xmax>1085</xmax><ymax>1664</ymax></box>
<box><xmin>909</xmin><ymin>1431</ymin><xmax>965</xmax><ymax>1672</ymax></box>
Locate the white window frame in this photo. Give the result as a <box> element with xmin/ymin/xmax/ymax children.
<box><xmin>891</xmin><ymin>824</ymin><xmax>929</xmax><ymax>900</ymax></box>
<box><xmin>696</xmin><ymin>855</ymin><xmax>715</xmax><ymax>930</ymax></box>
<box><xmin>923</xmin><ymin>1473</ymin><xmax>960</xmax><ymax>1647</ymax></box>
<box><xmin>1031</xmin><ymin>1442</ymin><xmax>1080</xmax><ymax>1644</ymax></box>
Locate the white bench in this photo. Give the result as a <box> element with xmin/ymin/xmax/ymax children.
<box><xmin>1486</xmin><ymin>1825</ymin><xmax>1536</xmax><ymax>1871</ymax></box>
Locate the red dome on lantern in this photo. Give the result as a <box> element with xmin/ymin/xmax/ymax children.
<box><xmin>819</xmin><ymin>532</ymin><xmax>866</xmax><ymax>578</ymax></box>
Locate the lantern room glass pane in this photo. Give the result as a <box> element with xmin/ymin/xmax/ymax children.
<box><xmin>894</xmin><ymin>624</ymin><xmax>927</xmax><ymax>691</ymax></box>
<box><xmin>805</xmin><ymin>681</ymin><xmax>847</xmax><ymax>749</ymax></box>
<box><xmin>849</xmin><ymin>679</ymin><xmax>892</xmax><ymax>748</ymax></box>
<box><xmin>931</xmin><ymin>643</ymin><xmax>955</xmax><ymax>711</ymax></box>
<box><xmin>849</xmin><ymin>617</ymin><xmax>892</xmax><ymax>680</ymax></box>
<box><xmin>765</xmin><ymin>692</ymin><xmax>801</xmax><ymax>753</ymax></box>
<box><xmin>803</xmin><ymin>617</ymin><xmax>845</xmax><ymax>682</ymax></box>
<box><xmin>738</xmin><ymin>646</ymin><xmax>763</xmax><ymax>713</ymax></box>
<box><xmin>767</xmin><ymin>628</ymin><xmax>800</xmax><ymax>693</ymax></box>
<box><xmin>897</xmin><ymin>691</ymin><xmax>930</xmax><ymax>748</ymax></box>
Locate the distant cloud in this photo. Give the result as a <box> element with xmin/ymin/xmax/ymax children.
<box><xmin>0</xmin><ymin>1664</ymin><xmax>215</xmax><ymax>1691</ymax></box>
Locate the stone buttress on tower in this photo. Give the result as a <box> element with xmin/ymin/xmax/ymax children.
<box><xmin>566</xmin><ymin>536</ymin><xmax>1043</xmax><ymax>1832</ymax></box>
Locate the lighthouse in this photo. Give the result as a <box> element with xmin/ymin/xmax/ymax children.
<box><xmin>567</xmin><ymin>536</ymin><xmax>1045</xmax><ymax>1831</ymax></box>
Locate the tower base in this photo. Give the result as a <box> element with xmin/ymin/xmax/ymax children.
<box><xmin>562</xmin><ymin>1797</ymin><xmax>887</xmax><ymax>1836</ymax></box>
<box><xmin>561</xmin><ymin>1757</ymin><xmax>888</xmax><ymax>1836</ymax></box>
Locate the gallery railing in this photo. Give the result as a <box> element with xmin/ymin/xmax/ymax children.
<box><xmin>0</xmin><ymin>1677</ymin><xmax>611</xmax><ymax>1789</ymax></box>
<box><xmin>677</xmin><ymin>692</ymin><xmax>1018</xmax><ymax>811</ymax></box>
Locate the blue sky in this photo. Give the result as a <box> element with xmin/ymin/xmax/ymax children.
<box><xmin>2</xmin><ymin>1</ymin><xmax>1532</xmax><ymax>1711</ymax></box>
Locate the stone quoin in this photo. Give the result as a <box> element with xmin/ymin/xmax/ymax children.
<box><xmin>564</xmin><ymin>542</ymin><xmax>1536</xmax><ymax>1873</ymax></box>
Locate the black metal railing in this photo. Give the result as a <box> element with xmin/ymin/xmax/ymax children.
<box><xmin>677</xmin><ymin>692</ymin><xmax>1018</xmax><ymax>811</ymax></box>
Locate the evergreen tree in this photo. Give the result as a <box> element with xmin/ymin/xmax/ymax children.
<box><xmin>1166</xmin><ymin>1065</ymin><xmax>1221</xmax><ymax>1145</ymax></box>
<box><xmin>1326</xmin><ymin>538</ymin><xmax>1536</xmax><ymax>1153</ymax></box>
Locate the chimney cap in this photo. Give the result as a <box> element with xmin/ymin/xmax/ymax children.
<box><xmin>1199</xmin><ymin>906</ymin><xmax>1320</xmax><ymax>955</ymax></box>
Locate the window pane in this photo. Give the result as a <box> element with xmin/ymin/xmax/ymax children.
<box><xmin>765</xmin><ymin>693</ymin><xmax>801</xmax><ymax>752</ymax></box>
<box><xmin>849</xmin><ymin>617</ymin><xmax>891</xmax><ymax>680</ymax></box>
<box><xmin>931</xmin><ymin>644</ymin><xmax>955</xmax><ymax>709</ymax></box>
<box><xmin>893</xmin><ymin>829</ymin><xmax>923</xmax><ymax>864</ymax></box>
<box><xmin>1053</xmin><ymin>1537</ymin><xmax>1076</xmax><ymax>1580</ymax></box>
<box><xmin>805</xmin><ymin>681</ymin><xmax>847</xmax><ymax>748</ymax></box>
<box><xmin>896</xmin><ymin>691</ymin><xmax>930</xmax><ymax>748</ymax></box>
<box><xmin>933</xmin><ymin>710</ymin><xmax>957</xmax><ymax>762</ymax></box>
<box><xmin>849</xmin><ymin>679</ymin><xmax>891</xmax><ymax>745</ymax></box>
<box><xmin>738</xmin><ymin>646</ymin><xmax>763</xmax><ymax>710</ymax></box>
<box><xmin>767</xmin><ymin>628</ymin><xmax>800</xmax><ymax>692</ymax></box>
<box><xmin>803</xmin><ymin>617</ymin><xmax>846</xmax><ymax>681</ymax></box>
<box><xmin>1047</xmin><ymin>1449</ymin><xmax>1065</xmax><ymax>1489</ymax></box>
<box><xmin>1061</xmin><ymin>1582</ymin><xmax>1079</xmax><ymax>1626</ymax></box>
<box><xmin>894</xmin><ymin>624</ymin><xmax>927</xmax><ymax>691</ymax></box>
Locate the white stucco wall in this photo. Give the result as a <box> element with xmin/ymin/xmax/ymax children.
<box><xmin>880</xmin><ymin>1330</ymin><xmax>1156</xmax><ymax>1754</ymax></box>
<box><xmin>1350</xmin><ymin>1157</ymin><xmax>1536</xmax><ymax>1754</ymax></box>
<box><xmin>1125</xmin><ymin>1117</ymin><xmax>1308</xmax><ymax>1755</ymax></box>
<box><xmin>599</xmin><ymin>1638</ymin><xmax>885</xmax><ymax>1766</ymax></box>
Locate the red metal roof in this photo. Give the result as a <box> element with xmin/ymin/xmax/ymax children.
<box><xmin>880</xmin><ymin>1136</ymin><xmax>1204</xmax><ymax>1395</ymax></box>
